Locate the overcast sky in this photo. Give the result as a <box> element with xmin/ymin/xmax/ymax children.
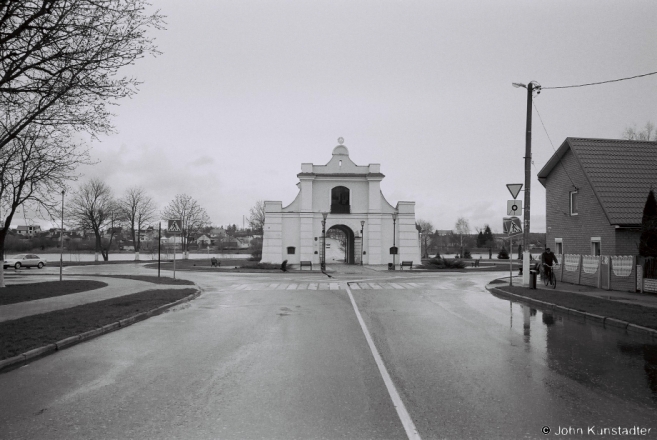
<box><xmin>17</xmin><ymin>0</ymin><xmax>657</xmax><ymax>233</ymax></box>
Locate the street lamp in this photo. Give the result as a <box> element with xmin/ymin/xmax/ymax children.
<box><xmin>60</xmin><ymin>189</ymin><xmax>65</xmax><ymax>282</ymax></box>
<box><xmin>392</xmin><ymin>212</ymin><xmax>398</xmax><ymax>270</ymax></box>
<box><xmin>321</xmin><ymin>211</ymin><xmax>329</xmax><ymax>271</ymax></box>
<box><xmin>513</xmin><ymin>80</ymin><xmax>540</xmax><ymax>285</ymax></box>
<box><xmin>360</xmin><ymin>220</ymin><xmax>365</xmax><ymax>266</ymax></box>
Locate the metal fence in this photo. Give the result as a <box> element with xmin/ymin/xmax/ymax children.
<box><xmin>551</xmin><ymin>254</ymin><xmax>642</xmax><ymax>293</ymax></box>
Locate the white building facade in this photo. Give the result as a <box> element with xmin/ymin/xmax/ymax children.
<box><xmin>261</xmin><ymin>144</ymin><xmax>421</xmax><ymax>266</ymax></box>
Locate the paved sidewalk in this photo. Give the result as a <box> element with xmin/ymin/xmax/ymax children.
<box><xmin>500</xmin><ymin>274</ymin><xmax>657</xmax><ymax>309</ymax></box>
<box><xmin>0</xmin><ymin>275</ymin><xmax>192</xmax><ymax>323</ymax></box>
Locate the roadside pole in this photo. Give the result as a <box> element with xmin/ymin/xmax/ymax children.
<box><xmin>158</xmin><ymin>222</ymin><xmax>161</xmax><ymax>278</ymax></box>
<box><xmin>167</xmin><ymin>219</ymin><xmax>182</xmax><ymax>280</ymax></box>
<box><xmin>509</xmin><ymin>236</ymin><xmax>513</xmax><ymax>286</ymax></box>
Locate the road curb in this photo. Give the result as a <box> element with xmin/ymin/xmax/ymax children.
<box><xmin>0</xmin><ymin>289</ymin><xmax>202</xmax><ymax>374</ymax></box>
<box><xmin>485</xmin><ymin>282</ymin><xmax>657</xmax><ymax>340</ymax></box>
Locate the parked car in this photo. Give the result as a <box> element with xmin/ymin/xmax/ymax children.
<box><xmin>3</xmin><ymin>254</ymin><xmax>47</xmax><ymax>269</ymax></box>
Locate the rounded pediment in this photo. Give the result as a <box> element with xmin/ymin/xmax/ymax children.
<box><xmin>332</xmin><ymin>145</ymin><xmax>349</xmax><ymax>156</ymax></box>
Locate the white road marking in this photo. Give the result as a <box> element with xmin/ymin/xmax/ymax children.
<box><xmin>345</xmin><ymin>283</ymin><xmax>422</xmax><ymax>440</ymax></box>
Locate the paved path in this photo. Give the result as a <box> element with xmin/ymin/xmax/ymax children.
<box><xmin>502</xmin><ymin>274</ymin><xmax>657</xmax><ymax>309</ymax></box>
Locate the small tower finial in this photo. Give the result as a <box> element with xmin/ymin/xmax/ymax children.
<box><xmin>338</xmin><ymin>137</ymin><xmax>344</xmax><ymax>145</ymax></box>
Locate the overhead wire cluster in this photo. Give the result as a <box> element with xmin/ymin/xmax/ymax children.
<box><xmin>523</xmin><ymin>69</ymin><xmax>657</xmax><ymax>217</ymax></box>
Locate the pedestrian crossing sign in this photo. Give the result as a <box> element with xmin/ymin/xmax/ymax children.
<box><xmin>168</xmin><ymin>219</ymin><xmax>182</xmax><ymax>234</ymax></box>
<box><xmin>503</xmin><ymin>216</ymin><xmax>522</xmax><ymax>236</ymax></box>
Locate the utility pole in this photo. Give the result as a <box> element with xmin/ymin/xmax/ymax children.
<box><xmin>523</xmin><ymin>82</ymin><xmax>533</xmax><ymax>264</ymax></box>
<box><xmin>513</xmin><ymin>80</ymin><xmax>540</xmax><ymax>285</ymax></box>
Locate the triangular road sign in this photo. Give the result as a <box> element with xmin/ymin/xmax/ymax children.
<box><xmin>506</xmin><ymin>183</ymin><xmax>523</xmax><ymax>200</ymax></box>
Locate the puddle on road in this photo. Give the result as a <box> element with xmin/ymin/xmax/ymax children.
<box><xmin>496</xmin><ymin>297</ymin><xmax>657</xmax><ymax>407</ymax></box>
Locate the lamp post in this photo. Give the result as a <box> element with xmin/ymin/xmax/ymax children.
<box><xmin>321</xmin><ymin>211</ymin><xmax>328</xmax><ymax>271</ymax></box>
<box><xmin>360</xmin><ymin>220</ymin><xmax>365</xmax><ymax>266</ymax></box>
<box><xmin>392</xmin><ymin>212</ymin><xmax>398</xmax><ymax>270</ymax></box>
<box><xmin>60</xmin><ymin>189</ymin><xmax>65</xmax><ymax>282</ymax></box>
<box><xmin>513</xmin><ymin>80</ymin><xmax>540</xmax><ymax>285</ymax></box>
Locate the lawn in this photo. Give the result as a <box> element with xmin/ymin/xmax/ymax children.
<box><xmin>0</xmin><ymin>280</ymin><xmax>107</xmax><ymax>305</ymax></box>
<box><xmin>496</xmin><ymin>285</ymin><xmax>657</xmax><ymax>330</ymax></box>
<box><xmin>94</xmin><ymin>275</ymin><xmax>195</xmax><ymax>285</ymax></box>
<box><xmin>1</xmin><ymin>288</ymin><xmax>197</xmax><ymax>360</ymax></box>
<box><xmin>145</xmin><ymin>258</ymin><xmax>280</xmax><ymax>271</ymax></box>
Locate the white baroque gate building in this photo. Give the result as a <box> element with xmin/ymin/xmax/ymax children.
<box><xmin>261</xmin><ymin>143</ymin><xmax>421</xmax><ymax>266</ymax></box>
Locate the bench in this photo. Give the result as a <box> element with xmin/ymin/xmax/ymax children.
<box><xmin>299</xmin><ymin>260</ymin><xmax>313</xmax><ymax>270</ymax></box>
<box><xmin>400</xmin><ymin>261</ymin><xmax>413</xmax><ymax>270</ymax></box>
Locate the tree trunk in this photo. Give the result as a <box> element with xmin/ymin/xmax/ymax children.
<box><xmin>95</xmin><ymin>235</ymin><xmax>101</xmax><ymax>261</ymax></box>
<box><xmin>0</xmin><ymin>232</ymin><xmax>5</xmax><ymax>288</ymax></box>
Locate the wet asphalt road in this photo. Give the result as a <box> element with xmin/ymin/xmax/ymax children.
<box><xmin>1</xmin><ymin>266</ymin><xmax>656</xmax><ymax>439</ymax></box>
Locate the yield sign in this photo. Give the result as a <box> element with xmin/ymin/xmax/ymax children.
<box><xmin>168</xmin><ymin>219</ymin><xmax>182</xmax><ymax>234</ymax></box>
<box><xmin>506</xmin><ymin>183</ymin><xmax>523</xmax><ymax>200</ymax></box>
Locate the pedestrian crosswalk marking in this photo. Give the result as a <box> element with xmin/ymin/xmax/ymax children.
<box><xmin>221</xmin><ymin>282</ymin><xmax>430</xmax><ymax>291</ymax></box>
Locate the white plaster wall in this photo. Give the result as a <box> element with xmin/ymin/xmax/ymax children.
<box><xmin>262</xmin><ymin>146</ymin><xmax>421</xmax><ymax>266</ymax></box>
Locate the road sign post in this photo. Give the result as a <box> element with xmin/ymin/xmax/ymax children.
<box><xmin>503</xmin><ymin>216</ymin><xmax>523</xmax><ymax>286</ymax></box>
<box><xmin>168</xmin><ymin>220</ymin><xmax>182</xmax><ymax>279</ymax></box>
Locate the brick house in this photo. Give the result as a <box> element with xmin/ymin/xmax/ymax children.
<box><xmin>537</xmin><ymin>138</ymin><xmax>657</xmax><ymax>256</ymax></box>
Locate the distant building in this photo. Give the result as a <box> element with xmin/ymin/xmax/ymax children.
<box><xmin>16</xmin><ymin>225</ymin><xmax>41</xmax><ymax>237</ymax></box>
<box><xmin>538</xmin><ymin>138</ymin><xmax>657</xmax><ymax>256</ymax></box>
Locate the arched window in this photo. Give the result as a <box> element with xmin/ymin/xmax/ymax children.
<box><xmin>331</xmin><ymin>186</ymin><xmax>350</xmax><ymax>214</ymax></box>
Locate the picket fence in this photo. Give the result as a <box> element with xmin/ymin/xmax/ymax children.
<box><xmin>550</xmin><ymin>254</ymin><xmax>648</xmax><ymax>293</ymax></box>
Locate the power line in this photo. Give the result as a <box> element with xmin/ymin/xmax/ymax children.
<box><xmin>542</xmin><ymin>70</ymin><xmax>657</xmax><ymax>90</ymax></box>
<box><xmin>532</xmin><ymin>99</ymin><xmax>579</xmax><ymax>198</ymax></box>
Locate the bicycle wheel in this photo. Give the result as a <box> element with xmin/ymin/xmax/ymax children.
<box><xmin>550</xmin><ymin>271</ymin><xmax>557</xmax><ymax>289</ymax></box>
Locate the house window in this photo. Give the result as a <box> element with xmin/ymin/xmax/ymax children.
<box><xmin>287</xmin><ymin>246</ymin><xmax>295</xmax><ymax>255</ymax></box>
<box><xmin>555</xmin><ymin>238</ymin><xmax>563</xmax><ymax>255</ymax></box>
<box><xmin>570</xmin><ymin>190</ymin><xmax>578</xmax><ymax>215</ymax></box>
<box><xmin>591</xmin><ymin>238</ymin><xmax>601</xmax><ymax>256</ymax></box>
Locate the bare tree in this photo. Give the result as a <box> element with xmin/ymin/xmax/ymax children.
<box><xmin>455</xmin><ymin>217</ymin><xmax>470</xmax><ymax>257</ymax></box>
<box><xmin>623</xmin><ymin>122</ymin><xmax>657</xmax><ymax>141</ymax></box>
<box><xmin>0</xmin><ymin>125</ymin><xmax>89</xmax><ymax>286</ymax></box>
<box><xmin>118</xmin><ymin>186</ymin><xmax>156</xmax><ymax>260</ymax></box>
<box><xmin>0</xmin><ymin>0</ymin><xmax>164</xmax><ymax>151</ymax></box>
<box><xmin>161</xmin><ymin>194</ymin><xmax>210</xmax><ymax>258</ymax></box>
<box><xmin>416</xmin><ymin>219</ymin><xmax>434</xmax><ymax>259</ymax></box>
<box><xmin>248</xmin><ymin>200</ymin><xmax>265</xmax><ymax>233</ymax></box>
<box><xmin>66</xmin><ymin>179</ymin><xmax>120</xmax><ymax>261</ymax></box>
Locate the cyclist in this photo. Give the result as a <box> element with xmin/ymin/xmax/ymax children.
<box><xmin>541</xmin><ymin>247</ymin><xmax>559</xmax><ymax>282</ymax></box>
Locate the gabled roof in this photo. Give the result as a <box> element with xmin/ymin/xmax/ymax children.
<box><xmin>537</xmin><ymin>137</ymin><xmax>657</xmax><ymax>226</ymax></box>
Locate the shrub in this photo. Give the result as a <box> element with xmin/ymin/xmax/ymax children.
<box><xmin>497</xmin><ymin>247</ymin><xmax>509</xmax><ymax>259</ymax></box>
<box><xmin>463</xmin><ymin>249</ymin><xmax>472</xmax><ymax>259</ymax></box>
<box><xmin>419</xmin><ymin>257</ymin><xmax>466</xmax><ymax>270</ymax></box>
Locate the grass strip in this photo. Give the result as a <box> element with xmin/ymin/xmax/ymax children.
<box><xmin>0</xmin><ymin>281</ymin><xmax>107</xmax><ymax>305</ymax></box>
<box><xmin>0</xmin><ymin>288</ymin><xmax>196</xmax><ymax>360</ymax></box>
<box><xmin>498</xmin><ymin>285</ymin><xmax>657</xmax><ymax>330</ymax></box>
<box><xmin>94</xmin><ymin>275</ymin><xmax>194</xmax><ymax>285</ymax></box>
<box><xmin>145</xmin><ymin>258</ymin><xmax>279</xmax><ymax>271</ymax></box>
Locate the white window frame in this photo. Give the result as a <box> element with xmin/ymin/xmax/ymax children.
<box><xmin>570</xmin><ymin>190</ymin><xmax>578</xmax><ymax>216</ymax></box>
<box><xmin>554</xmin><ymin>238</ymin><xmax>563</xmax><ymax>255</ymax></box>
<box><xmin>590</xmin><ymin>237</ymin><xmax>601</xmax><ymax>256</ymax></box>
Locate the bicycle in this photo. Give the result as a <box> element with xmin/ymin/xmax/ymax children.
<box><xmin>543</xmin><ymin>263</ymin><xmax>557</xmax><ymax>289</ymax></box>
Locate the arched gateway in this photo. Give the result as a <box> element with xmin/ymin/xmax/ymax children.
<box><xmin>261</xmin><ymin>142</ymin><xmax>421</xmax><ymax>266</ymax></box>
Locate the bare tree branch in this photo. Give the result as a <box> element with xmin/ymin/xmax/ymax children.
<box><xmin>0</xmin><ymin>0</ymin><xmax>165</xmax><ymax>150</ymax></box>
<box><xmin>161</xmin><ymin>194</ymin><xmax>210</xmax><ymax>255</ymax></box>
<box><xmin>66</xmin><ymin>178</ymin><xmax>119</xmax><ymax>261</ymax></box>
<box><xmin>118</xmin><ymin>186</ymin><xmax>155</xmax><ymax>257</ymax></box>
